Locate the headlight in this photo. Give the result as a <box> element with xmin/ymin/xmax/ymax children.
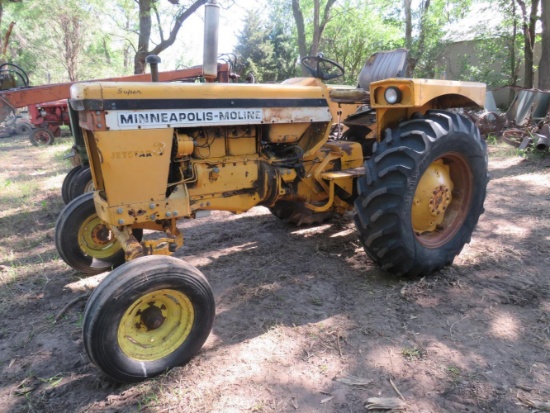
<box><xmin>384</xmin><ymin>87</ymin><xmax>402</xmax><ymax>104</ymax></box>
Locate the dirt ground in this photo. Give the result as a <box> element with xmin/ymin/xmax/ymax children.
<box><xmin>0</xmin><ymin>133</ymin><xmax>549</xmax><ymax>413</ymax></box>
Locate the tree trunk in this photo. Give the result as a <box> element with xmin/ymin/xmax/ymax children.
<box><xmin>1</xmin><ymin>20</ymin><xmax>14</xmax><ymax>57</ymax></box>
<box><xmin>509</xmin><ymin>0</ymin><xmax>519</xmax><ymax>102</ymax></box>
<box><xmin>102</xmin><ymin>38</ymin><xmax>111</xmax><ymax>65</ymax></box>
<box><xmin>311</xmin><ymin>0</ymin><xmax>320</xmax><ymax>56</ymax></box>
<box><xmin>134</xmin><ymin>0</ymin><xmax>152</xmax><ymax>74</ymax></box>
<box><xmin>516</xmin><ymin>0</ymin><xmax>540</xmax><ymax>88</ymax></box>
<box><xmin>403</xmin><ymin>0</ymin><xmax>414</xmax><ymax>77</ymax></box>
<box><xmin>64</xmin><ymin>17</ymin><xmax>79</xmax><ymax>81</ymax></box>
<box><xmin>312</xmin><ymin>0</ymin><xmax>336</xmax><ymax>55</ymax></box>
<box><xmin>539</xmin><ymin>0</ymin><xmax>550</xmax><ymax>90</ymax></box>
<box><xmin>133</xmin><ymin>0</ymin><xmax>207</xmax><ymax>74</ymax></box>
<box><xmin>404</xmin><ymin>0</ymin><xmax>412</xmax><ymax>50</ymax></box>
<box><xmin>292</xmin><ymin>0</ymin><xmax>336</xmax><ymax>76</ymax></box>
<box><xmin>291</xmin><ymin>0</ymin><xmax>308</xmax><ymax>76</ymax></box>
<box><xmin>524</xmin><ymin>35</ymin><xmax>534</xmax><ymax>88</ymax></box>
<box><xmin>404</xmin><ymin>0</ymin><xmax>430</xmax><ymax>76</ymax></box>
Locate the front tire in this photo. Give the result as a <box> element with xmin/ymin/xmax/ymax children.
<box><xmin>29</xmin><ymin>128</ymin><xmax>54</xmax><ymax>146</ymax></box>
<box><xmin>68</xmin><ymin>166</ymin><xmax>94</xmax><ymax>203</ymax></box>
<box><xmin>354</xmin><ymin>110</ymin><xmax>488</xmax><ymax>277</ymax></box>
<box><xmin>55</xmin><ymin>192</ymin><xmax>142</xmax><ymax>274</ymax></box>
<box><xmin>61</xmin><ymin>165</ymin><xmax>83</xmax><ymax>204</ymax></box>
<box><xmin>83</xmin><ymin>255</ymin><xmax>215</xmax><ymax>382</ymax></box>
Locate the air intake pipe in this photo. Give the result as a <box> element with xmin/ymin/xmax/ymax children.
<box><xmin>146</xmin><ymin>55</ymin><xmax>161</xmax><ymax>82</ymax></box>
<box><xmin>203</xmin><ymin>0</ymin><xmax>220</xmax><ymax>80</ymax></box>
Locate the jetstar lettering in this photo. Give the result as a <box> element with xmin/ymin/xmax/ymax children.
<box><xmin>111</xmin><ymin>143</ymin><xmax>165</xmax><ymax>159</ymax></box>
<box><xmin>111</xmin><ymin>150</ymin><xmax>153</xmax><ymax>159</ymax></box>
<box><xmin>116</xmin><ymin>109</ymin><xmax>263</xmax><ymax>128</ymax></box>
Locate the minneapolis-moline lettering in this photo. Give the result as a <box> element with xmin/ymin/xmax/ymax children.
<box><xmin>118</xmin><ymin>109</ymin><xmax>262</xmax><ymax>126</ymax></box>
<box><xmin>218</xmin><ymin>110</ymin><xmax>262</xmax><ymax>121</ymax></box>
<box><xmin>119</xmin><ymin>112</ymin><xmax>214</xmax><ymax>125</ymax></box>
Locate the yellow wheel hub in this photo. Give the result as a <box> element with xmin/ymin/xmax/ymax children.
<box><xmin>411</xmin><ymin>159</ymin><xmax>454</xmax><ymax>234</ymax></box>
<box><xmin>78</xmin><ymin>215</ymin><xmax>121</xmax><ymax>259</ymax></box>
<box><xmin>118</xmin><ymin>289</ymin><xmax>194</xmax><ymax>361</ymax></box>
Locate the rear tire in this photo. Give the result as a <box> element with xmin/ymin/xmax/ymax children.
<box><xmin>15</xmin><ymin>123</ymin><xmax>32</xmax><ymax>135</ymax></box>
<box><xmin>83</xmin><ymin>256</ymin><xmax>215</xmax><ymax>383</ymax></box>
<box><xmin>270</xmin><ymin>200</ymin><xmax>334</xmax><ymax>226</ymax></box>
<box><xmin>29</xmin><ymin>128</ymin><xmax>54</xmax><ymax>146</ymax></box>
<box><xmin>354</xmin><ymin>110</ymin><xmax>488</xmax><ymax>277</ymax></box>
<box><xmin>61</xmin><ymin>165</ymin><xmax>82</xmax><ymax>204</ymax></box>
<box><xmin>68</xmin><ymin>166</ymin><xmax>94</xmax><ymax>202</ymax></box>
<box><xmin>55</xmin><ymin>192</ymin><xmax>142</xmax><ymax>274</ymax></box>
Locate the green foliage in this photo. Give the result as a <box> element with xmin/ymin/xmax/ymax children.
<box><xmin>454</xmin><ymin>1</ymin><xmax>525</xmax><ymax>87</ymax></box>
<box><xmin>2</xmin><ymin>0</ymin><xmax>202</xmax><ymax>84</ymax></box>
<box><xmin>234</xmin><ymin>0</ymin><xmax>407</xmax><ymax>84</ymax></box>
<box><xmin>233</xmin><ymin>0</ymin><xmax>472</xmax><ymax>84</ymax></box>
<box><xmin>234</xmin><ymin>9</ymin><xmax>274</xmax><ymax>82</ymax></box>
<box><xmin>0</xmin><ymin>0</ymin><xmax>543</xmax><ymax>88</ymax></box>
<box><xmin>234</xmin><ymin>6</ymin><xmax>299</xmax><ymax>82</ymax></box>
<box><xmin>409</xmin><ymin>0</ymin><xmax>472</xmax><ymax>78</ymax></box>
<box><xmin>4</xmin><ymin>0</ymin><xmax>132</xmax><ymax>84</ymax></box>
<box><xmin>458</xmin><ymin>35</ymin><xmax>524</xmax><ymax>87</ymax></box>
<box><xmin>322</xmin><ymin>0</ymin><xmax>403</xmax><ymax>84</ymax></box>
<box><xmin>267</xmin><ymin>6</ymin><xmax>301</xmax><ymax>80</ymax></box>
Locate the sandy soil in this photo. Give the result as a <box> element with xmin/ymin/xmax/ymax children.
<box><xmin>0</xmin><ymin>134</ymin><xmax>549</xmax><ymax>413</ymax></box>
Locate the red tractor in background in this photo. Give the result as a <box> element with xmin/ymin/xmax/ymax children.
<box><xmin>0</xmin><ymin>99</ymin><xmax>70</xmax><ymax>143</ymax></box>
<box><xmin>27</xmin><ymin>99</ymin><xmax>71</xmax><ymax>146</ymax></box>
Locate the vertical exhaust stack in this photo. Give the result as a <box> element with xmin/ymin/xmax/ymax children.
<box><xmin>203</xmin><ymin>0</ymin><xmax>220</xmax><ymax>81</ymax></box>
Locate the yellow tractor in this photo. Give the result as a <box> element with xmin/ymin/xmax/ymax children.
<box><xmin>55</xmin><ymin>1</ymin><xmax>487</xmax><ymax>382</ymax></box>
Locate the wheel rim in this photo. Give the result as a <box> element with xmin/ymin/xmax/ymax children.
<box><xmin>83</xmin><ymin>180</ymin><xmax>95</xmax><ymax>193</ymax></box>
<box><xmin>33</xmin><ymin>130</ymin><xmax>52</xmax><ymax>144</ymax></box>
<box><xmin>411</xmin><ymin>154</ymin><xmax>472</xmax><ymax>248</ymax></box>
<box><xmin>117</xmin><ymin>289</ymin><xmax>195</xmax><ymax>361</ymax></box>
<box><xmin>78</xmin><ymin>214</ymin><xmax>122</xmax><ymax>259</ymax></box>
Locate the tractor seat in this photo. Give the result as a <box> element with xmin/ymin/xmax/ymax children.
<box><xmin>329</xmin><ymin>48</ymin><xmax>408</xmax><ymax>104</ymax></box>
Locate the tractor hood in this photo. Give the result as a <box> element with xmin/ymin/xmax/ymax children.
<box><xmin>69</xmin><ymin>82</ymin><xmax>332</xmax><ymax>131</ymax></box>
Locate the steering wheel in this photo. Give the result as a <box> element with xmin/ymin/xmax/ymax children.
<box><xmin>0</xmin><ymin>63</ymin><xmax>30</xmax><ymax>87</ymax></box>
<box><xmin>301</xmin><ymin>54</ymin><xmax>344</xmax><ymax>81</ymax></box>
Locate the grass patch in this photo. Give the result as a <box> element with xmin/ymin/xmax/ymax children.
<box><xmin>401</xmin><ymin>346</ymin><xmax>426</xmax><ymax>361</ymax></box>
<box><xmin>488</xmin><ymin>139</ymin><xmax>550</xmax><ymax>159</ymax></box>
<box><xmin>446</xmin><ymin>365</ymin><xmax>462</xmax><ymax>384</ymax></box>
<box><xmin>0</xmin><ymin>137</ymin><xmax>71</xmax><ymax>318</ymax></box>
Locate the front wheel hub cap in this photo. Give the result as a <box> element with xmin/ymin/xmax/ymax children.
<box><xmin>118</xmin><ymin>289</ymin><xmax>195</xmax><ymax>361</ymax></box>
<box><xmin>412</xmin><ymin>159</ymin><xmax>454</xmax><ymax>233</ymax></box>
